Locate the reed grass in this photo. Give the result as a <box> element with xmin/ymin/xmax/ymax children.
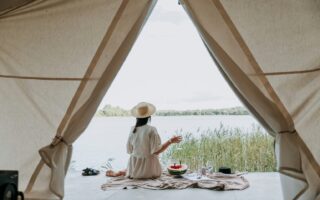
<box><xmin>161</xmin><ymin>124</ymin><xmax>276</xmax><ymax>172</ymax></box>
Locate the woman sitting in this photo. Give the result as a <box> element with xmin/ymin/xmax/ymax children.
<box><xmin>106</xmin><ymin>102</ymin><xmax>182</xmax><ymax>178</ymax></box>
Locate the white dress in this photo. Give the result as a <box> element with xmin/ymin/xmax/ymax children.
<box><xmin>126</xmin><ymin>125</ymin><xmax>162</xmax><ymax>179</ymax></box>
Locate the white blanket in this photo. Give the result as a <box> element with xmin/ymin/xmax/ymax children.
<box><xmin>101</xmin><ymin>172</ymin><xmax>249</xmax><ymax>191</ymax></box>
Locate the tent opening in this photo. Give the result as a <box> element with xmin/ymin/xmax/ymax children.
<box><xmin>67</xmin><ymin>1</ymin><xmax>281</xmax><ymax>199</ymax></box>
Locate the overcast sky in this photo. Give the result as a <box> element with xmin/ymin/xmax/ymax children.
<box><xmin>100</xmin><ymin>0</ymin><xmax>242</xmax><ymax>110</ymax></box>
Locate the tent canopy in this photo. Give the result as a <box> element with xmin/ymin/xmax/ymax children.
<box><xmin>0</xmin><ymin>0</ymin><xmax>29</xmax><ymax>12</ymax></box>
<box><xmin>0</xmin><ymin>0</ymin><xmax>319</xmax><ymax>199</ymax></box>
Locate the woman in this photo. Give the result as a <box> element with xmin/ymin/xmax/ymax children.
<box><xmin>106</xmin><ymin>102</ymin><xmax>182</xmax><ymax>178</ymax></box>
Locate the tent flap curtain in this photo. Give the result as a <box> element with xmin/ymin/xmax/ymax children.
<box><xmin>0</xmin><ymin>0</ymin><xmax>157</xmax><ymax>199</ymax></box>
<box><xmin>180</xmin><ymin>0</ymin><xmax>320</xmax><ymax>199</ymax></box>
<box><xmin>28</xmin><ymin>0</ymin><xmax>157</xmax><ymax>198</ymax></box>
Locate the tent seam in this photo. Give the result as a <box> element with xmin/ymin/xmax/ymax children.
<box><xmin>249</xmin><ymin>67</ymin><xmax>320</xmax><ymax>76</ymax></box>
<box><xmin>0</xmin><ymin>74</ymin><xmax>97</xmax><ymax>81</ymax></box>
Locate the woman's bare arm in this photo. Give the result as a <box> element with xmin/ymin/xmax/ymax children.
<box><xmin>154</xmin><ymin>136</ymin><xmax>182</xmax><ymax>155</ymax></box>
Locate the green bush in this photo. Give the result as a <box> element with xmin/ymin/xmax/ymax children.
<box><xmin>161</xmin><ymin>124</ymin><xmax>276</xmax><ymax>172</ymax></box>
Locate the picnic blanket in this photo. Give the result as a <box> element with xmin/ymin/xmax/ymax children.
<box><xmin>101</xmin><ymin>172</ymin><xmax>249</xmax><ymax>191</ymax></box>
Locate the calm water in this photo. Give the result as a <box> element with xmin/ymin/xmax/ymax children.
<box><xmin>71</xmin><ymin>115</ymin><xmax>262</xmax><ymax>170</ymax></box>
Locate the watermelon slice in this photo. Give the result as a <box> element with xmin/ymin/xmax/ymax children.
<box><xmin>167</xmin><ymin>164</ymin><xmax>188</xmax><ymax>175</ymax></box>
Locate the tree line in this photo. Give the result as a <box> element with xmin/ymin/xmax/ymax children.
<box><xmin>96</xmin><ymin>104</ymin><xmax>249</xmax><ymax>117</ymax></box>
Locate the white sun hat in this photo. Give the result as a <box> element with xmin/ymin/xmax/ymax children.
<box><xmin>131</xmin><ymin>102</ymin><xmax>156</xmax><ymax>118</ymax></box>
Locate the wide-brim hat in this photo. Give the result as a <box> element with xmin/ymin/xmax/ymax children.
<box><xmin>131</xmin><ymin>102</ymin><xmax>156</xmax><ymax>118</ymax></box>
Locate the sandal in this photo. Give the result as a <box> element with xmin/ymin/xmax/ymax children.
<box><xmin>82</xmin><ymin>168</ymin><xmax>100</xmax><ymax>176</ymax></box>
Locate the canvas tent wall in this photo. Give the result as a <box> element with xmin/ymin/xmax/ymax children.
<box><xmin>0</xmin><ymin>0</ymin><xmax>319</xmax><ymax>199</ymax></box>
<box><xmin>179</xmin><ymin>0</ymin><xmax>320</xmax><ymax>199</ymax></box>
<box><xmin>0</xmin><ymin>0</ymin><xmax>157</xmax><ymax>199</ymax></box>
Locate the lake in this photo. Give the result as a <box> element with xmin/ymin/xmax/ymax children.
<box><xmin>71</xmin><ymin>115</ymin><xmax>264</xmax><ymax>171</ymax></box>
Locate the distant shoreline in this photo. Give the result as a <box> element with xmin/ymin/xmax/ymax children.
<box><xmin>96</xmin><ymin>105</ymin><xmax>250</xmax><ymax>117</ymax></box>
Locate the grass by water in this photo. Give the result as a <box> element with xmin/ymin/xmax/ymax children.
<box><xmin>162</xmin><ymin>125</ymin><xmax>276</xmax><ymax>172</ymax></box>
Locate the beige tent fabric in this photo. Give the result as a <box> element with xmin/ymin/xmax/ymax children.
<box><xmin>180</xmin><ymin>0</ymin><xmax>320</xmax><ymax>199</ymax></box>
<box><xmin>1</xmin><ymin>0</ymin><xmax>319</xmax><ymax>199</ymax></box>
<box><xmin>0</xmin><ymin>0</ymin><xmax>156</xmax><ymax>199</ymax></box>
<box><xmin>0</xmin><ymin>0</ymin><xmax>31</xmax><ymax>14</ymax></box>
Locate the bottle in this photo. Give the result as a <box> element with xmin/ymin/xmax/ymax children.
<box><xmin>201</xmin><ymin>167</ymin><xmax>206</xmax><ymax>176</ymax></box>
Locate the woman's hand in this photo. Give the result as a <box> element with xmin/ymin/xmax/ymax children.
<box><xmin>170</xmin><ymin>135</ymin><xmax>182</xmax><ymax>144</ymax></box>
<box><xmin>154</xmin><ymin>135</ymin><xmax>182</xmax><ymax>155</ymax></box>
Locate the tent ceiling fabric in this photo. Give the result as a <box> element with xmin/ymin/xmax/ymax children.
<box><xmin>0</xmin><ymin>0</ymin><xmax>30</xmax><ymax>12</ymax></box>
<box><xmin>0</xmin><ymin>0</ymin><xmax>156</xmax><ymax>199</ymax></box>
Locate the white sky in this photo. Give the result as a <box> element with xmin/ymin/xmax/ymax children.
<box><xmin>100</xmin><ymin>0</ymin><xmax>242</xmax><ymax>110</ymax></box>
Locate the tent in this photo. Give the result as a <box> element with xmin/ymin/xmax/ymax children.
<box><xmin>0</xmin><ymin>0</ymin><xmax>319</xmax><ymax>199</ymax></box>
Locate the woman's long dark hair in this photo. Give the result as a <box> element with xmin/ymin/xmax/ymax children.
<box><xmin>133</xmin><ymin>116</ymin><xmax>151</xmax><ymax>133</ymax></box>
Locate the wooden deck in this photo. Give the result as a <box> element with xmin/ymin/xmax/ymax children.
<box><xmin>65</xmin><ymin>171</ymin><xmax>283</xmax><ymax>200</ymax></box>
